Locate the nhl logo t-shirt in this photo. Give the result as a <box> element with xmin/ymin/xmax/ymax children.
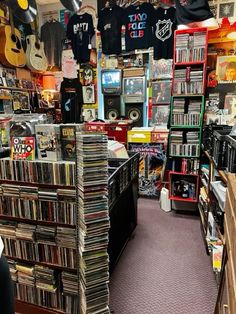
<box><xmin>123</xmin><ymin>3</ymin><xmax>154</xmax><ymax>51</ymax></box>
<box><xmin>175</xmin><ymin>0</ymin><xmax>213</xmax><ymax>25</ymax></box>
<box><xmin>152</xmin><ymin>7</ymin><xmax>176</xmax><ymax>60</ymax></box>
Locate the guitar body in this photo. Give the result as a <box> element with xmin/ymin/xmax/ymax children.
<box><xmin>0</xmin><ymin>25</ymin><xmax>26</xmax><ymax>67</ymax></box>
<box><xmin>26</xmin><ymin>35</ymin><xmax>48</xmax><ymax>72</ymax></box>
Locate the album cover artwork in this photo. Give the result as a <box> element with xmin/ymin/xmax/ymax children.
<box><xmin>151</xmin><ymin>105</ymin><xmax>169</xmax><ymax>126</ymax></box>
<box><xmin>83</xmin><ymin>108</ymin><xmax>97</xmax><ymax>121</ymax></box>
<box><xmin>11</xmin><ymin>137</ymin><xmax>35</xmax><ymax>160</ymax></box>
<box><xmin>152</xmin><ymin>81</ymin><xmax>172</xmax><ymax>105</ymax></box>
<box><xmin>82</xmin><ymin>85</ymin><xmax>95</xmax><ymax>104</ymax></box>
<box><xmin>12</xmin><ymin>91</ymin><xmax>30</xmax><ymax>112</ymax></box>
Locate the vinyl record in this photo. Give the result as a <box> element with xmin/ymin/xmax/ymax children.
<box><xmin>107</xmin><ymin>109</ymin><xmax>119</xmax><ymax>120</ymax></box>
<box><xmin>128</xmin><ymin>108</ymin><xmax>141</xmax><ymax>121</ymax></box>
<box><xmin>60</xmin><ymin>0</ymin><xmax>82</xmax><ymax>12</ymax></box>
<box><xmin>6</xmin><ymin>0</ymin><xmax>37</xmax><ymax>23</ymax></box>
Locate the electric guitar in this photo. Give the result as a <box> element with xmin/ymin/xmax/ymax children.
<box><xmin>0</xmin><ymin>10</ymin><xmax>26</xmax><ymax>67</ymax></box>
<box><xmin>26</xmin><ymin>19</ymin><xmax>48</xmax><ymax>72</ymax></box>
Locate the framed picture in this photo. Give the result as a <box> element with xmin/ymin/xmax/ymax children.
<box><xmin>152</xmin><ymin>80</ymin><xmax>172</xmax><ymax>105</ymax></box>
<box><xmin>83</xmin><ymin>108</ymin><xmax>97</xmax><ymax>121</ymax></box>
<box><xmin>81</xmin><ymin>64</ymin><xmax>94</xmax><ymax>86</ymax></box>
<box><xmin>151</xmin><ymin>105</ymin><xmax>169</xmax><ymax>126</ymax></box>
<box><xmin>219</xmin><ymin>2</ymin><xmax>235</xmax><ymax>18</ymax></box>
<box><xmin>152</xmin><ymin>59</ymin><xmax>173</xmax><ymax>80</ymax></box>
<box><xmin>216</xmin><ymin>55</ymin><xmax>236</xmax><ymax>83</ymax></box>
<box><xmin>82</xmin><ymin>85</ymin><xmax>95</xmax><ymax>104</ymax></box>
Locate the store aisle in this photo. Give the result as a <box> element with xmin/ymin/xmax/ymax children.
<box><xmin>109</xmin><ymin>198</ymin><xmax>218</xmax><ymax>314</ymax></box>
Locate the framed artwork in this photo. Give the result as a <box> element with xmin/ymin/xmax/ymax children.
<box><xmin>216</xmin><ymin>55</ymin><xmax>236</xmax><ymax>83</ymax></box>
<box><xmin>219</xmin><ymin>2</ymin><xmax>235</xmax><ymax>18</ymax></box>
<box><xmin>152</xmin><ymin>80</ymin><xmax>172</xmax><ymax>105</ymax></box>
<box><xmin>151</xmin><ymin>105</ymin><xmax>169</xmax><ymax>126</ymax></box>
<box><xmin>80</xmin><ymin>64</ymin><xmax>95</xmax><ymax>86</ymax></box>
<box><xmin>83</xmin><ymin>108</ymin><xmax>97</xmax><ymax>121</ymax></box>
<box><xmin>82</xmin><ymin>85</ymin><xmax>95</xmax><ymax>104</ymax></box>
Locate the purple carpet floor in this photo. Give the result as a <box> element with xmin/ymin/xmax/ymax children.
<box><xmin>109</xmin><ymin>198</ymin><xmax>218</xmax><ymax>314</ymax></box>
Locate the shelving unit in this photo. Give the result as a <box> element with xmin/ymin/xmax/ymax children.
<box><xmin>168</xmin><ymin>28</ymin><xmax>208</xmax><ymax>208</ymax></box>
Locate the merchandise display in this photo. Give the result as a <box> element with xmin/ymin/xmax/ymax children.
<box><xmin>0</xmin><ymin>0</ymin><xmax>235</xmax><ymax>313</ymax></box>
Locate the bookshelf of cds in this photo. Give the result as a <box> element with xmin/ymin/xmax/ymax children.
<box><xmin>0</xmin><ymin>132</ymin><xmax>110</xmax><ymax>314</ymax></box>
<box><xmin>168</xmin><ymin>28</ymin><xmax>208</xmax><ymax>204</ymax></box>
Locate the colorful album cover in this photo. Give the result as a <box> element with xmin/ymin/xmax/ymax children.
<box><xmin>12</xmin><ymin>91</ymin><xmax>30</xmax><ymax>112</ymax></box>
<box><xmin>152</xmin><ymin>81</ymin><xmax>172</xmax><ymax>105</ymax></box>
<box><xmin>216</xmin><ymin>55</ymin><xmax>236</xmax><ymax>83</ymax></box>
<box><xmin>60</xmin><ymin>125</ymin><xmax>76</xmax><ymax>161</ymax></box>
<box><xmin>11</xmin><ymin>137</ymin><xmax>35</xmax><ymax>160</ymax></box>
<box><xmin>35</xmin><ymin>125</ymin><xmax>61</xmax><ymax>161</ymax></box>
<box><xmin>151</xmin><ymin>59</ymin><xmax>173</xmax><ymax>80</ymax></box>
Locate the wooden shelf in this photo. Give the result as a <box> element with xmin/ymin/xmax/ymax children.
<box><xmin>0</xmin><ymin>180</ymin><xmax>75</xmax><ymax>190</ymax></box>
<box><xmin>0</xmin><ymin>86</ymin><xmax>35</xmax><ymax>92</ymax></box>
<box><xmin>0</xmin><ymin>215</ymin><xmax>75</xmax><ymax>228</ymax></box>
<box><xmin>5</xmin><ymin>255</ymin><xmax>77</xmax><ymax>273</ymax></box>
<box><xmin>218</xmin><ymin>170</ymin><xmax>228</xmax><ymax>185</ymax></box>
<box><xmin>16</xmin><ymin>300</ymin><xmax>64</xmax><ymax>314</ymax></box>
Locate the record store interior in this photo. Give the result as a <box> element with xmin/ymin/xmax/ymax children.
<box><xmin>0</xmin><ymin>0</ymin><xmax>236</xmax><ymax>313</ymax></box>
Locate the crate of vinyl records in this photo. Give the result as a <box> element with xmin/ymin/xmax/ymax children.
<box><xmin>108</xmin><ymin>158</ymin><xmax>130</xmax><ymax>193</ymax></box>
<box><xmin>225</xmin><ymin>135</ymin><xmax>236</xmax><ymax>173</ymax></box>
<box><xmin>108</xmin><ymin>167</ymin><xmax>120</xmax><ymax>207</ymax></box>
<box><xmin>212</xmin><ymin>128</ymin><xmax>232</xmax><ymax>169</ymax></box>
<box><xmin>202</xmin><ymin>124</ymin><xmax>232</xmax><ymax>155</ymax></box>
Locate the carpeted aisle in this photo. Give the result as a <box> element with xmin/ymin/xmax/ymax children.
<box><xmin>109</xmin><ymin>198</ymin><xmax>218</xmax><ymax>314</ymax></box>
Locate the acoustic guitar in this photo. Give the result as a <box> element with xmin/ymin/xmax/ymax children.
<box><xmin>0</xmin><ymin>10</ymin><xmax>26</xmax><ymax>67</ymax></box>
<box><xmin>26</xmin><ymin>20</ymin><xmax>48</xmax><ymax>72</ymax></box>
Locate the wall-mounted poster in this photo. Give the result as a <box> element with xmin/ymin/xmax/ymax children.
<box><xmin>216</xmin><ymin>55</ymin><xmax>236</xmax><ymax>83</ymax></box>
<box><xmin>151</xmin><ymin>105</ymin><xmax>169</xmax><ymax>126</ymax></box>
<box><xmin>82</xmin><ymin>85</ymin><xmax>95</xmax><ymax>104</ymax></box>
<box><xmin>219</xmin><ymin>2</ymin><xmax>235</xmax><ymax>18</ymax></box>
<box><xmin>152</xmin><ymin>80</ymin><xmax>172</xmax><ymax>105</ymax></box>
<box><xmin>128</xmin><ymin>142</ymin><xmax>166</xmax><ymax>197</ymax></box>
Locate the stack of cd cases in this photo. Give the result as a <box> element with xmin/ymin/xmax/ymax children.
<box><xmin>76</xmin><ymin>132</ymin><xmax>110</xmax><ymax>314</ymax></box>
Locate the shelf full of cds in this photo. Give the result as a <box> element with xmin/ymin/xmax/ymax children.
<box><xmin>168</xmin><ymin>28</ymin><xmax>208</xmax><ymax>205</ymax></box>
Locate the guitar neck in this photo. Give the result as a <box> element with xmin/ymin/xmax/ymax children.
<box><xmin>9</xmin><ymin>8</ymin><xmax>15</xmax><ymax>36</ymax></box>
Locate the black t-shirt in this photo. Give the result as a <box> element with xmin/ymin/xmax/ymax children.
<box><xmin>152</xmin><ymin>7</ymin><xmax>176</xmax><ymax>60</ymax></box>
<box><xmin>66</xmin><ymin>13</ymin><xmax>95</xmax><ymax>63</ymax></box>
<box><xmin>175</xmin><ymin>0</ymin><xmax>213</xmax><ymax>25</ymax></box>
<box><xmin>60</xmin><ymin>78</ymin><xmax>83</xmax><ymax>123</ymax></box>
<box><xmin>123</xmin><ymin>3</ymin><xmax>154</xmax><ymax>51</ymax></box>
<box><xmin>97</xmin><ymin>5</ymin><xmax>124</xmax><ymax>55</ymax></box>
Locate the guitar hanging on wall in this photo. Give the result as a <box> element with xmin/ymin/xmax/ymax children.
<box><xmin>0</xmin><ymin>9</ymin><xmax>26</xmax><ymax>67</ymax></box>
<box><xmin>26</xmin><ymin>19</ymin><xmax>48</xmax><ymax>72</ymax></box>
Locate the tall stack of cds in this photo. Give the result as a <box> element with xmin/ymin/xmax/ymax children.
<box><xmin>76</xmin><ymin>133</ymin><xmax>110</xmax><ymax>314</ymax></box>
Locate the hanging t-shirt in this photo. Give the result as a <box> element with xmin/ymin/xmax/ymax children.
<box><xmin>152</xmin><ymin>7</ymin><xmax>176</xmax><ymax>60</ymax></box>
<box><xmin>97</xmin><ymin>5</ymin><xmax>124</xmax><ymax>55</ymax></box>
<box><xmin>66</xmin><ymin>13</ymin><xmax>95</xmax><ymax>64</ymax></box>
<box><xmin>60</xmin><ymin>78</ymin><xmax>83</xmax><ymax>123</ymax></box>
<box><xmin>123</xmin><ymin>3</ymin><xmax>154</xmax><ymax>51</ymax></box>
<box><xmin>41</xmin><ymin>21</ymin><xmax>66</xmax><ymax>68</ymax></box>
<box><xmin>175</xmin><ymin>0</ymin><xmax>213</xmax><ymax>25</ymax></box>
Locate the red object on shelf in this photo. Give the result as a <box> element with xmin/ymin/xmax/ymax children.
<box><xmin>151</xmin><ymin>130</ymin><xmax>169</xmax><ymax>143</ymax></box>
<box><xmin>169</xmin><ymin>171</ymin><xmax>199</xmax><ymax>203</ymax></box>
<box><xmin>85</xmin><ymin>121</ymin><xmax>133</xmax><ymax>144</ymax></box>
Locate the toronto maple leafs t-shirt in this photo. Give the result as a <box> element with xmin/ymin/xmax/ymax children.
<box><xmin>152</xmin><ymin>7</ymin><xmax>176</xmax><ymax>60</ymax></box>
<box><xmin>67</xmin><ymin>13</ymin><xmax>95</xmax><ymax>63</ymax></box>
<box><xmin>97</xmin><ymin>5</ymin><xmax>124</xmax><ymax>55</ymax></box>
<box><xmin>123</xmin><ymin>3</ymin><xmax>154</xmax><ymax>51</ymax></box>
<box><xmin>175</xmin><ymin>0</ymin><xmax>213</xmax><ymax>25</ymax></box>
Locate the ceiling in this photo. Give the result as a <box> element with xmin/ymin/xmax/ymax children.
<box><xmin>36</xmin><ymin>0</ymin><xmax>60</xmax><ymax>5</ymax></box>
